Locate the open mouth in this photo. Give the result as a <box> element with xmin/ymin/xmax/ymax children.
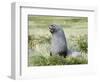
<box><xmin>49</xmin><ymin>26</ymin><xmax>54</xmax><ymax>33</ymax></box>
<box><xmin>50</xmin><ymin>29</ymin><xmax>54</xmax><ymax>33</ymax></box>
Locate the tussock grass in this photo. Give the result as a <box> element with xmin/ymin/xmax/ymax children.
<box><xmin>28</xmin><ymin>55</ymin><xmax>88</xmax><ymax>66</ymax></box>
<box><xmin>28</xmin><ymin>16</ymin><xmax>88</xmax><ymax>66</ymax></box>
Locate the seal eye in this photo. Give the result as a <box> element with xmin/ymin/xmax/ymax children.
<box><xmin>51</xmin><ymin>24</ymin><xmax>56</xmax><ymax>27</ymax></box>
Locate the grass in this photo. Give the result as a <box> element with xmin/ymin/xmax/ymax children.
<box><xmin>28</xmin><ymin>16</ymin><xmax>88</xmax><ymax>66</ymax></box>
<box><xmin>28</xmin><ymin>55</ymin><xmax>88</xmax><ymax>66</ymax></box>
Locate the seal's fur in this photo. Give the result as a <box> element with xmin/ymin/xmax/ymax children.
<box><xmin>49</xmin><ymin>24</ymin><xmax>68</xmax><ymax>58</ymax></box>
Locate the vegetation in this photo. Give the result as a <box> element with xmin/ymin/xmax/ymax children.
<box><xmin>28</xmin><ymin>16</ymin><xmax>88</xmax><ymax>66</ymax></box>
<box><xmin>28</xmin><ymin>55</ymin><xmax>87</xmax><ymax>66</ymax></box>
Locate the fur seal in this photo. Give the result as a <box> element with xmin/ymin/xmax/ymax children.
<box><xmin>49</xmin><ymin>24</ymin><xmax>68</xmax><ymax>58</ymax></box>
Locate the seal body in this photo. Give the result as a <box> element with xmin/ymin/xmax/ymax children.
<box><xmin>49</xmin><ymin>24</ymin><xmax>68</xmax><ymax>58</ymax></box>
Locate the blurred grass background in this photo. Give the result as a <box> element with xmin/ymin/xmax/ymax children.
<box><xmin>28</xmin><ymin>15</ymin><xmax>88</xmax><ymax>66</ymax></box>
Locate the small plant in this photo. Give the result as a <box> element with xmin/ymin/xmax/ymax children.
<box><xmin>76</xmin><ymin>34</ymin><xmax>88</xmax><ymax>53</ymax></box>
<box><xmin>65</xmin><ymin>56</ymin><xmax>88</xmax><ymax>64</ymax></box>
<box><xmin>28</xmin><ymin>35</ymin><xmax>51</xmax><ymax>49</ymax></box>
<box><xmin>47</xmin><ymin>55</ymin><xmax>67</xmax><ymax>65</ymax></box>
<box><xmin>28</xmin><ymin>55</ymin><xmax>49</xmax><ymax>66</ymax></box>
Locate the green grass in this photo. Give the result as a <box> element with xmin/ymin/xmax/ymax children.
<box><xmin>28</xmin><ymin>16</ymin><xmax>88</xmax><ymax>66</ymax></box>
<box><xmin>28</xmin><ymin>55</ymin><xmax>88</xmax><ymax>66</ymax></box>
